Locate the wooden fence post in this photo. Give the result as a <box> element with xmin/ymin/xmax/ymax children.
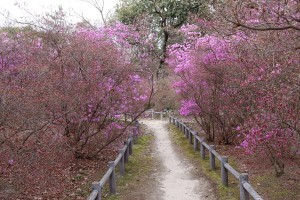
<box><xmin>209</xmin><ymin>145</ymin><xmax>216</xmax><ymax>170</ymax></box>
<box><xmin>118</xmin><ymin>149</ymin><xmax>125</xmax><ymax>176</ymax></box>
<box><xmin>124</xmin><ymin>141</ymin><xmax>129</xmax><ymax>163</ymax></box>
<box><xmin>169</xmin><ymin>116</ymin><xmax>171</xmax><ymax>123</ymax></box>
<box><xmin>151</xmin><ymin>110</ymin><xmax>154</xmax><ymax>119</ymax></box>
<box><xmin>133</xmin><ymin>134</ymin><xmax>137</xmax><ymax>144</ymax></box>
<box><xmin>193</xmin><ymin>132</ymin><xmax>199</xmax><ymax>151</ymax></box>
<box><xmin>200</xmin><ymin>138</ymin><xmax>206</xmax><ymax>159</ymax></box>
<box><xmin>185</xmin><ymin>127</ymin><xmax>189</xmax><ymax>138</ymax></box>
<box><xmin>92</xmin><ymin>182</ymin><xmax>101</xmax><ymax>200</ymax></box>
<box><xmin>221</xmin><ymin>156</ymin><xmax>228</xmax><ymax>186</ymax></box>
<box><xmin>160</xmin><ymin>112</ymin><xmax>163</xmax><ymax>121</ymax></box>
<box><xmin>240</xmin><ymin>173</ymin><xmax>249</xmax><ymax>200</ymax></box>
<box><xmin>189</xmin><ymin>131</ymin><xmax>193</xmax><ymax>144</ymax></box>
<box><xmin>108</xmin><ymin>161</ymin><xmax>116</xmax><ymax>194</ymax></box>
<box><xmin>129</xmin><ymin>138</ymin><xmax>133</xmax><ymax>155</ymax></box>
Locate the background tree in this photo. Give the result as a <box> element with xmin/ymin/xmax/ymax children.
<box><xmin>115</xmin><ymin>0</ymin><xmax>209</xmax><ymax>109</ymax></box>
<box><xmin>116</xmin><ymin>0</ymin><xmax>209</xmax><ymax>76</ymax></box>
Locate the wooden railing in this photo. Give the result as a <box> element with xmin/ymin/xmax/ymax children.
<box><xmin>144</xmin><ymin>109</ymin><xmax>171</xmax><ymax>120</ymax></box>
<box><xmin>169</xmin><ymin>116</ymin><xmax>263</xmax><ymax>200</ymax></box>
<box><xmin>87</xmin><ymin>135</ymin><xmax>137</xmax><ymax>200</ymax></box>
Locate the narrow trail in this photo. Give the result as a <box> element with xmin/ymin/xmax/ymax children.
<box><xmin>140</xmin><ymin>119</ymin><xmax>216</xmax><ymax>200</ymax></box>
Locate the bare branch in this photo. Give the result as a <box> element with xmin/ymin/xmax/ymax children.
<box><xmin>228</xmin><ymin>19</ymin><xmax>300</xmax><ymax>31</ymax></box>
<box><xmin>81</xmin><ymin>0</ymin><xmax>107</xmax><ymax>25</ymax></box>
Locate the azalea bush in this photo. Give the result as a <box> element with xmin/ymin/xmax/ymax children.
<box><xmin>0</xmin><ymin>9</ymin><xmax>155</xmax><ymax>170</ymax></box>
<box><xmin>168</xmin><ymin>7</ymin><xmax>300</xmax><ymax>175</ymax></box>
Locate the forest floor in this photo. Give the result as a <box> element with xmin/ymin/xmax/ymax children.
<box><xmin>0</xmin><ymin>131</ymin><xmax>131</xmax><ymax>199</ymax></box>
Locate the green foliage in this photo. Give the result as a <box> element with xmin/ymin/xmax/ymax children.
<box><xmin>115</xmin><ymin>0</ymin><xmax>145</xmax><ymax>25</ymax></box>
<box><xmin>115</xmin><ymin>0</ymin><xmax>209</xmax><ymax>67</ymax></box>
<box><xmin>0</xmin><ymin>26</ymin><xmax>35</xmax><ymax>36</ymax></box>
<box><xmin>116</xmin><ymin>0</ymin><xmax>208</xmax><ymax>28</ymax></box>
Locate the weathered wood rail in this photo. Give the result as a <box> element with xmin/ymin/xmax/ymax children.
<box><xmin>87</xmin><ymin>135</ymin><xmax>136</xmax><ymax>200</ymax></box>
<box><xmin>169</xmin><ymin>116</ymin><xmax>263</xmax><ymax>200</ymax></box>
<box><xmin>144</xmin><ymin>109</ymin><xmax>171</xmax><ymax>120</ymax></box>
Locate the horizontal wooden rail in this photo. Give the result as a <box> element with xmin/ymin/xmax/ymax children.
<box><xmin>87</xmin><ymin>190</ymin><xmax>98</xmax><ymax>200</ymax></box>
<box><xmin>243</xmin><ymin>182</ymin><xmax>263</xmax><ymax>200</ymax></box>
<box><xmin>169</xmin><ymin>116</ymin><xmax>263</xmax><ymax>200</ymax></box>
<box><xmin>202</xmin><ymin>141</ymin><xmax>211</xmax><ymax>150</ymax></box>
<box><xmin>99</xmin><ymin>166</ymin><xmax>114</xmax><ymax>188</ymax></box>
<box><xmin>211</xmin><ymin>149</ymin><xmax>222</xmax><ymax>161</ymax></box>
<box><xmin>113</xmin><ymin>151</ymin><xmax>124</xmax><ymax>166</ymax></box>
<box><xmin>224</xmin><ymin>163</ymin><xmax>240</xmax><ymax>179</ymax></box>
<box><xmin>87</xmin><ymin>132</ymin><xmax>137</xmax><ymax>200</ymax></box>
<box><xmin>144</xmin><ymin>109</ymin><xmax>171</xmax><ymax>121</ymax></box>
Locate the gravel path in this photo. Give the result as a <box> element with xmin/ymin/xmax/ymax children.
<box><xmin>140</xmin><ymin>119</ymin><xmax>216</xmax><ymax>200</ymax></box>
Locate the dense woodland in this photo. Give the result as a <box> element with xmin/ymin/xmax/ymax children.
<box><xmin>0</xmin><ymin>0</ymin><xmax>299</xmax><ymax>198</ymax></box>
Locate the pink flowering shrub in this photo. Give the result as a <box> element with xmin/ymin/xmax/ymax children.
<box><xmin>168</xmin><ymin>13</ymin><xmax>300</xmax><ymax>175</ymax></box>
<box><xmin>0</xmin><ymin>14</ymin><xmax>154</xmax><ymax>163</ymax></box>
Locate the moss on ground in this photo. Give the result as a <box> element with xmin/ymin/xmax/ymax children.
<box><xmin>103</xmin><ymin>134</ymin><xmax>154</xmax><ymax>200</ymax></box>
<box><xmin>168</xmin><ymin>124</ymin><xmax>240</xmax><ymax>200</ymax></box>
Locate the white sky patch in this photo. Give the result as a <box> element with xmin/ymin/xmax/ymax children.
<box><xmin>0</xmin><ymin>0</ymin><xmax>119</xmax><ymax>26</ymax></box>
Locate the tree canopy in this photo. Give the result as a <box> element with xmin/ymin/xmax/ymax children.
<box><xmin>115</xmin><ymin>0</ymin><xmax>210</xmax><ymax>77</ymax></box>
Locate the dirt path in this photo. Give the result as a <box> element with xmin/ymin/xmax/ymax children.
<box><xmin>139</xmin><ymin>119</ymin><xmax>216</xmax><ymax>200</ymax></box>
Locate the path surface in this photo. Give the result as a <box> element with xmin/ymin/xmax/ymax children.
<box><xmin>140</xmin><ymin>119</ymin><xmax>216</xmax><ymax>200</ymax></box>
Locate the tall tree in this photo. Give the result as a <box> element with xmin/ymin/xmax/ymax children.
<box><xmin>115</xmin><ymin>0</ymin><xmax>209</xmax><ymax>77</ymax></box>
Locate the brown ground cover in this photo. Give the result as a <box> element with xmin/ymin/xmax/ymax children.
<box><xmin>0</xmin><ymin>131</ymin><xmax>132</xmax><ymax>199</ymax></box>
